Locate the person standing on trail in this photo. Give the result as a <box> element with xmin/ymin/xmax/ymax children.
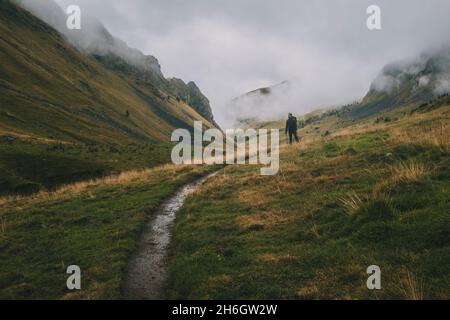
<box><xmin>285</xmin><ymin>113</ymin><xmax>300</xmax><ymax>144</ymax></box>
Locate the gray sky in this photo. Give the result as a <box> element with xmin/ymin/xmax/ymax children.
<box><xmin>55</xmin><ymin>0</ymin><xmax>450</xmax><ymax>127</ymax></box>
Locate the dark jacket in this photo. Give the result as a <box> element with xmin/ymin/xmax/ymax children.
<box><xmin>285</xmin><ymin>116</ymin><xmax>298</xmax><ymax>133</ymax></box>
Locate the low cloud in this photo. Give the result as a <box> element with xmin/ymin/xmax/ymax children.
<box><xmin>371</xmin><ymin>46</ymin><xmax>450</xmax><ymax>95</ymax></box>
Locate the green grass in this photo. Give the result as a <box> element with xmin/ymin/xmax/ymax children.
<box><xmin>0</xmin><ymin>139</ymin><xmax>173</xmax><ymax>196</ymax></box>
<box><xmin>166</xmin><ymin>109</ymin><xmax>450</xmax><ymax>300</ymax></box>
<box><xmin>0</xmin><ymin>164</ymin><xmax>218</xmax><ymax>299</ymax></box>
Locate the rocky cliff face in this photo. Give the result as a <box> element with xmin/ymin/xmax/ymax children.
<box><xmin>166</xmin><ymin>78</ymin><xmax>219</xmax><ymax>128</ymax></box>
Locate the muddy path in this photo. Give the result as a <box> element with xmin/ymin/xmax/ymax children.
<box><xmin>123</xmin><ymin>171</ymin><xmax>219</xmax><ymax>300</ymax></box>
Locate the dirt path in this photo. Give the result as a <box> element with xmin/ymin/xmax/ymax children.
<box><xmin>123</xmin><ymin>171</ymin><xmax>218</xmax><ymax>300</ymax></box>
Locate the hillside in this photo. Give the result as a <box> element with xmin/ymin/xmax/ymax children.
<box><xmin>349</xmin><ymin>47</ymin><xmax>450</xmax><ymax>119</ymax></box>
<box><xmin>1</xmin><ymin>0</ymin><xmax>216</xmax><ymax>144</ymax></box>
<box><xmin>167</xmin><ymin>102</ymin><xmax>450</xmax><ymax>299</ymax></box>
<box><xmin>15</xmin><ymin>0</ymin><xmax>218</xmax><ymax>129</ymax></box>
<box><xmin>0</xmin><ymin>163</ymin><xmax>218</xmax><ymax>299</ymax></box>
<box><xmin>0</xmin><ymin>0</ymin><xmax>217</xmax><ymax>195</ymax></box>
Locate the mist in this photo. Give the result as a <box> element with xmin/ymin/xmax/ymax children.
<box><xmin>371</xmin><ymin>46</ymin><xmax>450</xmax><ymax>95</ymax></box>
<box><xmin>17</xmin><ymin>0</ymin><xmax>450</xmax><ymax>128</ymax></box>
<box><xmin>16</xmin><ymin>0</ymin><xmax>164</xmax><ymax>75</ymax></box>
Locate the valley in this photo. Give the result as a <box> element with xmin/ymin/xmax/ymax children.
<box><xmin>0</xmin><ymin>0</ymin><xmax>449</xmax><ymax>301</ymax></box>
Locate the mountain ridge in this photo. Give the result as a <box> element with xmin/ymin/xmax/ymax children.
<box><xmin>1</xmin><ymin>0</ymin><xmax>217</xmax><ymax>146</ymax></box>
<box><xmin>13</xmin><ymin>0</ymin><xmax>218</xmax><ymax>129</ymax></box>
<box><xmin>349</xmin><ymin>47</ymin><xmax>450</xmax><ymax>118</ymax></box>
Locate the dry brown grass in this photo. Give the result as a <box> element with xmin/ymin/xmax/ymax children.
<box><xmin>0</xmin><ymin>125</ymin><xmax>72</xmax><ymax>145</ymax></box>
<box><xmin>236</xmin><ymin>209</ymin><xmax>288</xmax><ymax>229</ymax></box>
<box><xmin>257</xmin><ymin>253</ymin><xmax>298</xmax><ymax>264</ymax></box>
<box><xmin>419</xmin><ymin>122</ymin><xmax>449</xmax><ymax>151</ymax></box>
<box><xmin>390</xmin><ymin>106</ymin><xmax>450</xmax><ymax>151</ymax></box>
<box><xmin>338</xmin><ymin>191</ymin><xmax>364</xmax><ymax>215</ymax></box>
<box><xmin>398</xmin><ymin>270</ymin><xmax>424</xmax><ymax>300</ymax></box>
<box><xmin>310</xmin><ymin>224</ymin><xmax>321</xmax><ymax>239</ymax></box>
<box><xmin>373</xmin><ymin>160</ymin><xmax>430</xmax><ymax>195</ymax></box>
<box><xmin>334</xmin><ymin>123</ymin><xmax>388</xmax><ymax>139</ymax></box>
<box><xmin>390</xmin><ymin>160</ymin><xmax>430</xmax><ymax>184</ymax></box>
<box><xmin>338</xmin><ymin>189</ymin><xmax>392</xmax><ymax>215</ymax></box>
<box><xmin>0</xmin><ymin>216</ymin><xmax>8</xmax><ymax>238</ymax></box>
<box><xmin>296</xmin><ymin>285</ymin><xmax>319</xmax><ymax>298</ymax></box>
<box><xmin>0</xmin><ymin>164</ymin><xmax>197</xmax><ymax>207</ymax></box>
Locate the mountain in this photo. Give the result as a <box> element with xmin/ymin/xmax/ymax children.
<box><xmin>16</xmin><ymin>0</ymin><xmax>218</xmax><ymax>128</ymax></box>
<box><xmin>1</xmin><ymin>0</ymin><xmax>217</xmax><ymax>146</ymax></box>
<box><xmin>226</xmin><ymin>81</ymin><xmax>292</xmax><ymax>127</ymax></box>
<box><xmin>166</xmin><ymin>78</ymin><xmax>219</xmax><ymax>128</ymax></box>
<box><xmin>0</xmin><ymin>0</ymin><xmax>219</xmax><ymax>195</ymax></box>
<box><xmin>350</xmin><ymin>47</ymin><xmax>450</xmax><ymax>118</ymax></box>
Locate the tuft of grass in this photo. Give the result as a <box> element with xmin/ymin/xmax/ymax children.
<box><xmin>338</xmin><ymin>191</ymin><xmax>364</xmax><ymax>215</ymax></box>
<box><xmin>398</xmin><ymin>270</ymin><xmax>424</xmax><ymax>300</ymax></box>
<box><xmin>424</xmin><ymin>122</ymin><xmax>450</xmax><ymax>152</ymax></box>
<box><xmin>0</xmin><ymin>216</ymin><xmax>7</xmax><ymax>238</ymax></box>
<box><xmin>390</xmin><ymin>160</ymin><xmax>429</xmax><ymax>184</ymax></box>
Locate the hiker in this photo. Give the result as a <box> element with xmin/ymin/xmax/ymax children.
<box><xmin>285</xmin><ymin>113</ymin><xmax>300</xmax><ymax>144</ymax></box>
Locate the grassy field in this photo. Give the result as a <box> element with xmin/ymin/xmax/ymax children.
<box><xmin>1</xmin><ymin>102</ymin><xmax>448</xmax><ymax>300</ymax></box>
<box><xmin>0</xmin><ymin>138</ymin><xmax>174</xmax><ymax>196</ymax></box>
<box><xmin>0</xmin><ymin>164</ymin><xmax>218</xmax><ymax>299</ymax></box>
<box><xmin>166</xmin><ymin>105</ymin><xmax>450</xmax><ymax>299</ymax></box>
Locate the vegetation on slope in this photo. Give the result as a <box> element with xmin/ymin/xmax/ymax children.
<box><xmin>0</xmin><ymin>164</ymin><xmax>218</xmax><ymax>299</ymax></box>
<box><xmin>0</xmin><ymin>1</ymin><xmax>217</xmax><ymax>195</ymax></box>
<box><xmin>166</xmin><ymin>105</ymin><xmax>450</xmax><ymax>299</ymax></box>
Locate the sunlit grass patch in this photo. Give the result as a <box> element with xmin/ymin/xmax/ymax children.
<box><xmin>338</xmin><ymin>191</ymin><xmax>364</xmax><ymax>215</ymax></box>
<box><xmin>296</xmin><ymin>285</ymin><xmax>319</xmax><ymax>299</ymax></box>
<box><xmin>257</xmin><ymin>253</ymin><xmax>298</xmax><ymax>264</ymax></box>
<box><xmin>236</xmin><ymin>210</ymin><xmax>288</xmax><ymax>230</ymax></box>
<box><xmin>398</xmin><ymin>269</ymin><xmax>424</xmax><ymax>300</ymax></box>
<box><xmin>0</xmin><ymin>164</ymin><xmax>199</xmax><ymax>207</ymax></box>
<box><xmin>0</xmin><ymin>215</ymin><xmax>8</xmax><ymax>239</ymax></box>
<box><xmin>390</xmin><ymin>160</ymin><xmax>430</xmax><ymax>184</ymax></box>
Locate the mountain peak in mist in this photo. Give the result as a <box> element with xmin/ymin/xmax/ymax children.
<box><xmin>15</xmin><ymin>0</ymin><xmax>163</xmax><ymax>76</ymax></box>
<box><xmin>225</xmin><ymin>80</ymin><xmax>295</xmax><ymax>127</ymax></box>
<box><xmin>370</xmin><ymin>46</ymin><xmax>450</xmax><ymax>97</ymax></box>
<box><xmin>348</xmin><ymin>46</ymin><xmax>450</xmax><ymax>118</ymax></box>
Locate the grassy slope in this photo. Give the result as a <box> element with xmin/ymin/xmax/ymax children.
<box><xmin>0</xmin><ymin>138</ymin><xmax>173</xmax><ymax>196</ymax></box>
<box><xmin>0</xmin><ymin>1</ymin><xmax>215</xmax><ymax>195</ymax></box>
<box><xmin>166</xmin><ymin>105</ymin><xmax>450</xmax><ymax>299</ymax></box>
<box><xmin>0</xmin><ymin>164</ymin><xmax>218</xmax><ymax>299</ymax></box>
<box><xmin>0</xmin><ymin>1</ymin><xmax>214</xmax><ymax>144</ymax></box>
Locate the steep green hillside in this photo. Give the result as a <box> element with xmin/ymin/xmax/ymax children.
<box><xmin>0</xmin><ymin>0</ymin><xmax>214</xmax><ymax>144</ymax></box>
<box><xmin>15</xmin><ymin>0</ymin><xmax>219</xmax><ymax>129</ymax></box>
<box><xmin>0</xmin><ymin>1</ymin><xmax>216</xmax><ymax>195</ymax></box>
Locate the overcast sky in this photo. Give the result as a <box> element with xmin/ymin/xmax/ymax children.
<box><xmin>55</xmin><ymin>0</ymin><xmax>450</xmax><ymax>126</ymax></box>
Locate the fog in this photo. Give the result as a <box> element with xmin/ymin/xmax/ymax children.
<box><xmin>18</xmin><ymin>0</ymin><xmax>450</xmax><ymax>127</ymax></box>
<box><xmin>371</xmin><ymin>46</ymin><xmax>450</xmax><ymax>95</ymax></box>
